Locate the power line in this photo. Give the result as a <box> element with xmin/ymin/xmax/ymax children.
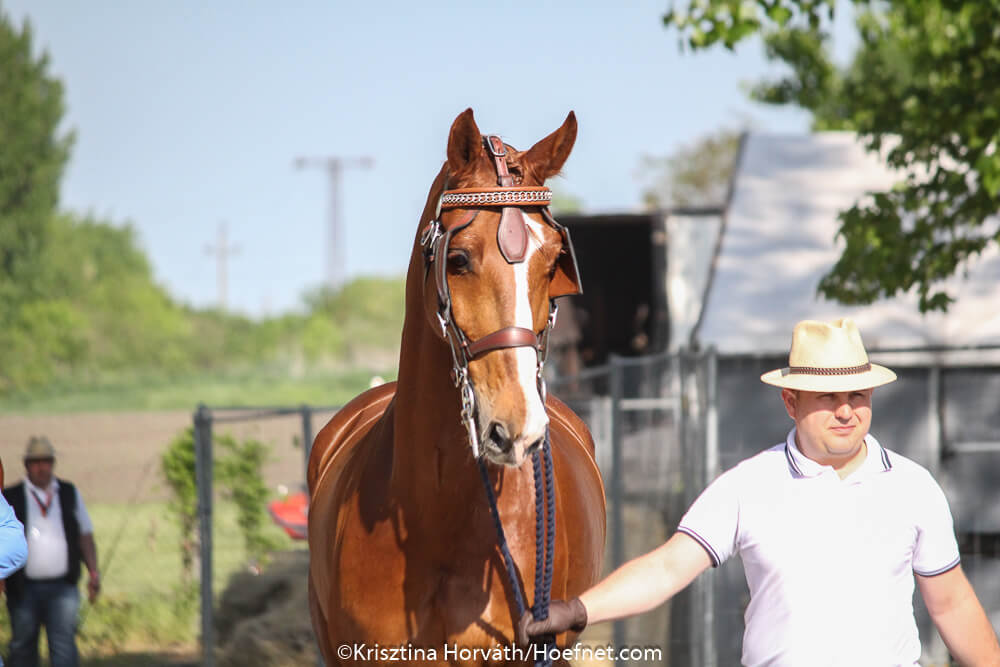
<box><xmin>294</xmin><ymin>155</ymin><xmax>374</xmax><ymax>290</ymax></box>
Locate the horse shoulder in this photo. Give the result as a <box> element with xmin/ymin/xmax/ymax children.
<box><xmin>308</xmin><ymin>381</ymin><xmax>397</xmax><ymax>493</ymax></box>
<box><xmin>308</xmin><ymin>383</ymin><xmax>405</xmax><ymax>649</ymax></box>
<box><xmin>546</xmin><ymin>394</ymin><xmax>607</xmax><ymax>599</ymax></box>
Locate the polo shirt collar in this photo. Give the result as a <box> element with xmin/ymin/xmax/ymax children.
<box><xmin>783</xmin><ymin>428</ymin><xmax>892</xmax><ymax>479</ymax></box>
<box><xmin>855</xmin><ymin>433</ymin><xmax>893</xmax><ymax>478</ymax></box>
<box><xmin>25</xmin><ymin>477</ymin><xmax>59</xmax><ymax>496</ymax></box>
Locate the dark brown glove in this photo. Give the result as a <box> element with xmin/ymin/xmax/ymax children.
<box><xmin>516</xmin><ymin>597</ymin><xmax>588</xmax><ymax>647</ymax></box>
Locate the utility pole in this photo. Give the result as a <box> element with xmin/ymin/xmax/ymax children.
<box><xmin>204</xmin><ymin>221</ymin><xmax>239</xmax><ymax>310</ymax></box>
<box><xmin>294</xmin><ymin>155</ymin><xmax>373</xmax><ymax>290</ymax></box>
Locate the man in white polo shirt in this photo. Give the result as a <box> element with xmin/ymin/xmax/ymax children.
<box><xmin>3</xmin><ymin>437</ymin><xmax>101</xmax><ymax>667</ymax></box>
<box><xmin>519</xmin><ymin>318</ymin><xmax>1000</xmax><ymax>665</ymax></box>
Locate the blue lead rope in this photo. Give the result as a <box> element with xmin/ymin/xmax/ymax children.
<box><xmin>477</xmin><ymin>426</ymin><xmax>556</xmax><ymax>667</ymax></box>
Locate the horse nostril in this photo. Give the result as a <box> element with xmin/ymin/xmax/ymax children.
<box><xmin>488</xmin><ymin>422</ymin><xmax>513</xmax><ymax>453</ymax></box>
<box><xmin>526</xmin><ymin>436</ymin><xmax>544</xmax><ymax>456</ymax></box>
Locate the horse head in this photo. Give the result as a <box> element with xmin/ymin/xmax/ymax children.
<box><xmin>417</xmin><ymin>108</ymin><xmax>581</xmax><ymax>468</ymax></box>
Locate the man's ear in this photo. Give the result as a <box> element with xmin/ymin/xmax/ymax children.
<box><xmin>781</xmin><ymin>389</ymin><xmax>798</xmax><ymax>421</ymax></box>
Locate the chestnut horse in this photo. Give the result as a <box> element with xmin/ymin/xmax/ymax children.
<box><xmin>307</xmin><ymin>109</ymin><xmax>606</xmax><ymax>665</ymax></box>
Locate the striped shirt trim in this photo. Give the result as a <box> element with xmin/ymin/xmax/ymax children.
<box><xmin>784</xmin><ymin>443</ymin><xmax>805</xmax><ymax>477</ymax></box>
<box><xmin>677</xmin><ymin>526</ymin><xmax>721</xmax><ymax>567</ymax></box>
<box><xmin>880</xmin><ymin>446</ymin><xmax>893</xmax><ymax>472</ymax></box>
<box><xmin>784</xmin><ymin>435</ymin><xmax>893</xmax><ymax>477</ymax></box>
<box><xmin>914</xmin><ymin>556</ymin><xmax>960</xmax><ymax>578</ymax></box>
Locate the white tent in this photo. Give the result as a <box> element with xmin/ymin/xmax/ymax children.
<box><xmin>694</xmin><ymin>132</ymin><xmax>1000</xmax><ymax>363</ymax></box>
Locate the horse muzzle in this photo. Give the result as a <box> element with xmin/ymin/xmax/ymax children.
<box><xmin>480</xmin><ymin>420</ymin><xmax>547</xmax><ymax>467</ymax></box>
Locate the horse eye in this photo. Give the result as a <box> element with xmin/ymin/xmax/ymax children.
<box><xmin>447</xmin><ymin>250</ymin><xmax>470</xmax><ymax>272</ymax></box>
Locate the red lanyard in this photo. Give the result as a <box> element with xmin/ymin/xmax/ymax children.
<box><xmin>30</xmin><ymin>489</ymin><xmax>53</xmax><ymax>517</ymax></box>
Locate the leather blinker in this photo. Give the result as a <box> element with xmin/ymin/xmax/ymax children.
<box><xmin>497</xmin><ymin>207</ymin><xmax>528</xmax><ymax>263</ymax></box>
<box><xmin>542</xmin><ymin>208</ymin><xmax>582</xmax><ymax>298</ymax></box>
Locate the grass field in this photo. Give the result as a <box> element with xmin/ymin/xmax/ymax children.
<box><xmin>0</xmin><ymin>365</ymin><xmax>396</xmax><ymax>414</ymax></box>
<box><xmin>0</xmin><ymin>499</ymin><xmax>304</xmax><ymax>665</ymax></box>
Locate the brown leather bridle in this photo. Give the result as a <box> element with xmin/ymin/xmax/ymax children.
<box><xmin>419</xmin><ymin>135</ymin><xmax>582</xmax><ymax>457</ymax></box>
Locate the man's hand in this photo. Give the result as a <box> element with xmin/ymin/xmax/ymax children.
<box><xmin>87</xmin><ymin>572</ymin><xmax>100</xmax><ymax>603</ymax></box>
<box><xmin>516</xmin><ymin>597</ymin><xmax>588</xmax><ymax>647</ymax></box>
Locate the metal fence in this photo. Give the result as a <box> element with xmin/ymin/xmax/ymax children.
<box><xmin>549</xmin><ymin>348</ymin><xmax>1000</xmax><ymax>667</ymax></box>
<box><xmin>550</xmin><ymin>349</ymin><xmax>718</xmax><ymax>666</ymax></box>
<box><xmin>186</xmin><ymin>352</ymin><xmax>1000</xmax><ymax>666</ymax></box>
<box><xmin>192</xmin><ymin>403</ymin><xmax>336</xmax><ymax>667</ymax></box>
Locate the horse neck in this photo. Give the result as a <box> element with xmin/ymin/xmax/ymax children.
<box><xmin>388</xmin><ymin>168</ymin><xmax>489</xmax><ymax>509</ymax></box>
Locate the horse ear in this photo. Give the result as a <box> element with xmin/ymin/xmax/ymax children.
<box><xmin>447</xmin><ymin>108</ymin><xmax>483</xmax><ymax>171</ymax></box>
<box><xmin>521</xmin><ymin>111</ymin><xmax>577</xmax><ymax>182</ymax></box>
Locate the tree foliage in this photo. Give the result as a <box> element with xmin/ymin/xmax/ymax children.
<box><xmin>639</xmin><ymin>129</ymin><xmax>743</xmax><ymax>209</ymax></box>
<box><xmin>0</xmin><ymin>9</ymin><xmax>75</xmax><ymax>388</ymax></box>
<box><xmin>0</xmin><ymin>204</ymin><xmax>405</xmax><ymax>396</ymax></box>
<box><xmin>665</xmin><ymin>0</ymin><xmax>1000</xmax><ymax>312</ymax></box>
<box><xmin>0</xmin><ymin>6</ymin><xmax>405</xmax><ymax>399</ymax></box>
<box><xmin>161</xmin><ymin>427</ymin><xmax>280</xmax><ymax>582</ymax></box>
<box><xmin>161</xmin><ymin>428</ymin><xmax>199</xmax><ymax>583</ymax></box>
<box><xmin>300</xmin><ymin>276</ymin><xmax>405</xmax><ymax>361</ymax></box>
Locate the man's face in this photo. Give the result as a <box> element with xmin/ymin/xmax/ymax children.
<box><xmin>782</xmin><ymin>388</ymin><xmax>873</xmax><ymax>466</ymax></box>
<box><xmin>25</xmin><ymin>458</ymin><xmax>54</xmax><ymax>488</ymax></box>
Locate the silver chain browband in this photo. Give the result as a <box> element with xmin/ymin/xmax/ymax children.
<box><xmin>787</xmin><ymin>363</ymin><xmax>872</xmax><ymax>376</ymax></box>
<box><xmin>440</xmin><ymin>187</ymin><xmax>552</xmax><ymax>208</ymax></box>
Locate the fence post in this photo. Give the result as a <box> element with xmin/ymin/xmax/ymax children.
<box><xmin>702</xmin><ymin>348</ymin><xmax>719</xmax><ymax>667</ymax></box>
<box><xmin>193</xmin><ymin>404</ymin><xmax>215</xmax><ymax>667</ymax></box>
<box><xmin>608</xmin><ymin>354</ymin><xmax>626</xmax><ymax>665</ymax></box>
<box><xmin>927</xmin><ymin>366</ymin><xmax>942</xmax><ymax>477</ymax></box>
<box><xmin>301</xmin><ymin>404</ymin><xmax>314</xmax><ymax>487</ymax></box>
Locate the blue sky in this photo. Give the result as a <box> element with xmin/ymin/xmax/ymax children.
<box><xmin>5</xmin><ymin>1</ymin><xmax>855</xmax><ymax>316</ymax></box>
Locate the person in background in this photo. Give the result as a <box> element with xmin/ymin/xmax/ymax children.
<box><xmin>519</xmin><ymin>318</ymin><xmax>1000</xmax><ymax>666</ymax></box>
<box><xmin>3</xmin><ymin>437</ymin><xmax>100</xmax><ymax>667</ymax></box>
<box><xmin>0</xmin><ymin>456</ymin><xmax>29</xmax><ymax>667</ymax></box>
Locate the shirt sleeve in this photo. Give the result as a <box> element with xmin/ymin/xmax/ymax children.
<box><xmin>0</xmin><ymin>496</ymin><xmax>28</xmax><ymax>578</ymax></box>
<box><xmin>676</xmin><ymin>468</ymin><xmax>740</xmax><ymax>567</ymax></box>
<box><xmin>911</xmin><ymin>470</ymin><xmax>961</xmax><ymax>577</ymax></box>
<box><xmin>74</xmin><ymin>487</ymin><xmax>94</xmax><ymax>535</ymax></box>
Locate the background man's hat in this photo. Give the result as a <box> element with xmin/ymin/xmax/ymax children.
<box><xmin>760</xmin><ymin>318</ymin><xmax>896</xmax><ymax>392</ymax></box>
<box><xmin>24</xmin><ymin>436</ymin><xmax>56</xmax><ymax>461</ymax></box>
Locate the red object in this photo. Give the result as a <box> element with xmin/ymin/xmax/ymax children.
<box><xmin>268</xmin><ymin>491</ymin><xmax>308</xmax><ymax>540</ymax></box>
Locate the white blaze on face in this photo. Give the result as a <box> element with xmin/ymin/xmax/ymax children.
<box><xmin>510</xmin><ymin>218</ymin><xmax>550</xmax><ymax>450</ymax></box>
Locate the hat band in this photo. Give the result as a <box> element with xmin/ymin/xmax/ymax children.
<box><xmin>788</xmin><ymin>362</ymin><xmax>871</xmax><ymax>376</ymax></box>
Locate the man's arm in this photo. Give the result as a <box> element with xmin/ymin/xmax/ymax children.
<box><xmin>80</xmin><ymin>532</ymin><xmax>100</xmax><ymax>602</ymax></box>
<box><xmin>917</xmin><ymin>565</ymin><xmax>1000</xmax><ymax>665</ymax></box>
<box><xmin>0</xmin><ymin>498</ymin><xmax>27</xmax><ymax>580</ymax></box>
<box><xmin>519</xmin><ymin>532</ymin><xmax>712</xmax><ymax>642</ymax></box>
<box><xmin>580</xmin><ymin>532</ymin><xmax>712</xmax><ymax>624</ymax></box>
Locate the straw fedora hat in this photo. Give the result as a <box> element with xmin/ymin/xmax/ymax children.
<box><xmin>760</xmin><ymin>318</ymin><xmax>896</xmax><ymax>392</ymax></box>
<box><xmin>24</xmin><ymin>435</ymin><xmax>56</xmax><ymax>461</ymax></box>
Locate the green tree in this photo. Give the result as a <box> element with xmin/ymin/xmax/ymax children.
<box><xmin>161</xmin><ymin>428</ymin><xmax>199</xmax><ymax>583</ymax></box>
<box><xmin>638</xmin><ymin>129</ymin><xmax>743</xmax><ymax>210</ymax></box>
<box><xmin>301</xmin><ymin>276</ymin><xmax>405</xmax><ymax>360</ymax></box>
<box><xmin>0</xmin><ymin>8</ymin><xmax>76</xmax><ymax>389</ymax></box>
<box><xmin>43</xmin><ymin>213</ymin><xmax>193</xmax><ymax>373</ymax></box>
<box><xmin>161</xmin><ymin>428</ymin><xmax>280</xmax><ymax>582</ymax></box>
<box><xmin>665</xmin><ymin>0</ymin><xmax>1000</xmax><ymax>312</ymax></box>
